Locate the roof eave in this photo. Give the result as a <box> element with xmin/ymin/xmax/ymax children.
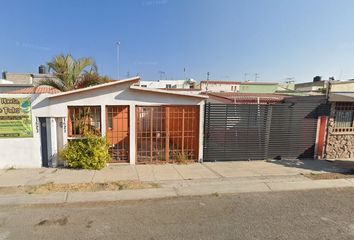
<box><xmin>48</xmin><ymin>77</ymin><xmax>140</xmax><ymax>99</ymax></box>
<box><xmin>129</xmin><ymin>86</ymin><xmax>208</xmax><ymax>99</ymax></box>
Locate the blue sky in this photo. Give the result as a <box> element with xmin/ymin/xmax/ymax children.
<box><xmin>1</xmin><ymin>0</ymin><xmax>354</xmax><ymax>82</ymax></box>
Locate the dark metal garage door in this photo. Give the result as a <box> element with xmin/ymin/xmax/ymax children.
<box><xmin>203</xmin><ymin>96</ymin><xmax>329</xmax><ymax>162</ymax></box>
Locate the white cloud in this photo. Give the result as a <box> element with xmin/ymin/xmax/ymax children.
<box><xmin>16</xmin><ymin>41</ymin><xmax>51</xmax><ymax>51</ymax></box>
<box><xmin>141</xmin><ymin>0</ymin><xmax>168</xmax><ymax>7</ymax></box>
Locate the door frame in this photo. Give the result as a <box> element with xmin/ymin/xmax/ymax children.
<box><xmin>135</xmin><ymin>105</ymin><xmax>200</xmax><ymax>164</ymax></box>
<box><xmin>105</xmin><ymin>105</ymin><xmax>130</xmax><ymax>163</ymax></box>
<box><xmin>39</xmin><ymin>117</ymin><xmax>49</xmax><ymax>167</ymax></box>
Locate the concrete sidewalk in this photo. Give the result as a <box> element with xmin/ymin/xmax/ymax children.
<box><xmin>0</xmin><ymin>159</ymin><xmax>353</xmax><ymax>206</ymax></box>
<box><xmin>0</xmin><ymin>159</ymin><xmax>350</xmax><ymax>187</ymax></box>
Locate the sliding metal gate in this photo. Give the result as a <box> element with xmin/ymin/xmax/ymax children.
<box><xmin>203</xmin><ymin>96</ymin><xmax>330</xmax><ymax>161</ymax></box>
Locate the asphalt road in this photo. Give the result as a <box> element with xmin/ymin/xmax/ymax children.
<box><xmin>0</xmin><ymin>188</ymin><xmax>354</xmax><ymax>240</ymax></box>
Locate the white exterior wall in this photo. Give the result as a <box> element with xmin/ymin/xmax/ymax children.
<box><xmin>330</xmin><ymin>82</ymin><xmax>354</xmax><ymax>92</ymax></box>
<box><xmin>0</xmin><ymin>82</ymin><xmax>206</xmax><ymax>168</ymax></box>
<box><xmin>0</xmin><ymin>94</ymin><xmax>50</xmax><ymax>168</ymax></box>
<box><xmin>43</xmin><ymin>82</ymin><xmax>205</xmax><ymax>165</ymax></box>
<box><xmin>200</xmin><ymin>82</ymin><xmax>240</xmax><ymax>92</ymax></box>
<box><xmin>198</xmin><ymin>102</ymin><xmax>205</xmax><ymax>162</ymax></box>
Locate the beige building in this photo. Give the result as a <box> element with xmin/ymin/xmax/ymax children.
<box><xmin>1</xmin><ymin>68</ymin><xmax>59</xmax><ymax>93</ymax></box>
<box><xmin>325</xmin><ymin>80</ymin><xmax>354</xmax><ymax>160</ymax></box>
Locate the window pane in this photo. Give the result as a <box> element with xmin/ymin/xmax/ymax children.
<box><xmin>68</xmin><ymin>106</ymin><xmax>101</xmax><ymax>137</ymax></box>
<box><xmin>335</xmin><ymin>111</ymin><xmax>353</xmax><ymax>128</ymax></box>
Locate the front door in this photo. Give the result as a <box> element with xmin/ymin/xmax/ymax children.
<box><xmin>106</xmin><ymin>106</ymin><xmax>129</xmax><ymax>162</ymax></box>
<box><xmin>39</xmin><ymin>117</ymin><xmax>49</xmax><ymax>167</ymax></box>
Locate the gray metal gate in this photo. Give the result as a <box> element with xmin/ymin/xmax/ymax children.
<box><xmin>203</xmin><ymin>96</ymin><xmax>329</xmax><ymax>162</ymax></box>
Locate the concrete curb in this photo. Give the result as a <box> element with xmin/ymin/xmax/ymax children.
<box><xmin>1</xmin><ymin>177</ymin><xmax>354</xmax><ymax>206</ymax></box>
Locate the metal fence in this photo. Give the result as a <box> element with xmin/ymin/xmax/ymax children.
<box><xmin>203</xmin><ymin>96</ymin><xmax>330</xmax><ymax>162</ymax></box>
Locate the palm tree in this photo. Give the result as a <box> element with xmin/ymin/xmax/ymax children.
<box><xmin>75</xmin><ymin>71</ymin><xmax>111</xmax><ymax>89</ymax></box>
<box><xmin>37</xmin><ymin>54</ymin><xmax>109</xmax><ymax>91</ymax></box>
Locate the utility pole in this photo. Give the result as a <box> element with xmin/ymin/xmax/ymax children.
<box><xmin>116</xmin><ymin>41</ymin><xmax>121</xmax><ymax>79</ymax></box>
<box><xmin>206</xmin><ymin>72</ymin><xmax>210</xmax><ymax>93</ymax></box>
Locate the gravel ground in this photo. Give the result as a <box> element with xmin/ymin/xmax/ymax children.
<box><xmin>303</xmin><ymin>172</ymin><xmax>354</xmax><ymax>180</ymax></box>
<box><xmin>0</xmin><ymin>188</ymin><xmax>354</xmax><ymax>239</ymax></box>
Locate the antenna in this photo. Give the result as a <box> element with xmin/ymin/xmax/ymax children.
<box><xmin>339</xmin><ymin>69</ymin><xmax>343</xmax><ymax>81</ymax></box>
<box><xmin>254</xmin><ymin>73</ymin><xmax>259</xmax><ymax>82</ymax></box>
<box><xmin>285</xmin><ymin>77</ymin><xmax>295</xmax><ymax>83</ymax></box>
<box><xmin>158</xmin><ymin>71</ymin><xmax>165</xmax><ymax>80</ymax></box>
<box><xmin>116</xmin><ymin>41</ymin><xmax>121</xmax><ymax>79</ymax></box>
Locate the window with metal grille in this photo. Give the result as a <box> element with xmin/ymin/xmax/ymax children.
<box><xmin>136</xmin><ymin>106</ymin><xmax>199</xmax><ymax>163</ymax></box>
<box><xmin>333</xmin><ymin>102</ymin><xmax>354</xmax><ymax>133</ymax></box>
<box><xmin>67</xmin><ymin>106</ymin><xmax>101</xmax><ymax>137</ymax></box>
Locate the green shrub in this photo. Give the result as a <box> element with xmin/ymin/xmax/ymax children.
<box><xmin>60</xmin><ymin>133</ymin><xmax>110</xmax><ymax>170</ymax></box>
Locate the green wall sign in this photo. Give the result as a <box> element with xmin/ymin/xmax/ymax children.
<box><xmin>0</xmin><ymin>98</ymin><xmax>33</xmax><ymax>138</ymax></box>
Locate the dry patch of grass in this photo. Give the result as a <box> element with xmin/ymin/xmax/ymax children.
<box><xmin>303</xmin><ymin>172</ymin><xmax>354</xmax><ymax>180</ymax></box>
<box><xmin>0</xmin><ymin>181</ymin><xmax>159</xmax><ymax>195</ymax></box>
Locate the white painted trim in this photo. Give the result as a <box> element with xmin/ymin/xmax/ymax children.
<box><xmin>129</xmin><ymin>104</ymin><xmax>136</xmax><ymax>165</ymax></box>
<box><xmin>101</xmin><ymin>105</ymin><xmax>106</xmax><ymax>137</ymax></box>
<box><xmin>48</xmin><ymin>77</ymin><xmax>140</xmax><ymax>99</ymax></box>
<box><xmin>47</xmin><ymin>117</ymin><xmax>58</xmax><ymax>167</ymax></box>
<box><xmin>198</xmin><ymin>102</ymin><xmax>205</xmax><ymax>162</ymax></box>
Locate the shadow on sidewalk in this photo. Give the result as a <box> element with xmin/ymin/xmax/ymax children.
<box><xmin>266</xmin><ymin>159</ymin><xmax>354</xmax><ymax>174</ymax></box>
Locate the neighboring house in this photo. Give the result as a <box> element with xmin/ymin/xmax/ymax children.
<box><xmin>329</xmin><ymin>80</ymin><xmax>354</xmax><ymax>92</ymax></box>
<box><xmin>1</xmin><ymin>66</ymin><xmax>59</xmax><ymax>93</ymax></box>
<box><xmin>0</xmin><ymin>82</ymin><xmax>33</xmax><ymax>93</ymax></box>
<box><xmin>0</xmin><ymin>77</ymin><xmax>207</xmax><ymax>168</ymax></box>
<box><xmin>200</xmin><ymin>80</ymin><xmax>241</xmax><ymax>92</ymax></box>
<box><xmin>295</xmin><ymin>81</ymin><xmax>328</xmax><ymax>95</ymax></box>
<box><xmin>137</xmin><ymin>79</ymin><xmax>196</xmax><ymax>89</ymax></box>
<box><xmin>206</xmin><ymin>92</ymin><xmax>287</xmax><ymax>104</ymax></box>
<box><xmin>0</xmin><ymin>72</ymin><xmax>33</xmax><ymax>93</ymax></box>
<box><xmin>239</xmin><ymin>82</ymin><xmax>279</xmax><ymax>94</ymax></box>
<box><xmin>5</xmin><ymin>85</ymin><xmax>61</xmax><ymax>94</ymax></box>
<box><xmin>324</xmin><ymin>81</ymin><xmax>354</xmax><ymax>160</ymax></box>
<box><xmin>2</xmin><ymin>72</ymin><xmax>32</xmax><ymax>84</ymax></box>
<box><xmin>294</xmin><ymin>76</ymin><xmax>340</xmax><ymax>95</ymax></box>
<box><xmin>277</xmin><ymin>82</ymin><xmax>295</xmax><ymax>92</ymax></box>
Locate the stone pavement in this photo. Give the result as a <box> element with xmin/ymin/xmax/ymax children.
<box><xmin>0</xmin><ymin>159</ymin><xmax>353</xmax><ymax>206</ymax></box>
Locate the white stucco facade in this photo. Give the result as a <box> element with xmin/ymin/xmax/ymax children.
<box><xmin>137</xmin><ymin>79</ymin><xmax>196</xmax><ymax>89</ymax></box>
<box><xmin>200</xmin><ymin>81</ymin><xmax>240</xmax><ymax>92</ymax></box>
<box><xmin>0</xmin><ymin>78</ymin><xmax>207</xmax><ymax>168</ymax></box>
<box><xmin>0</xmin><ymin>94</ymin><xmax>49</xmax><ymax>168</ymax></box>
